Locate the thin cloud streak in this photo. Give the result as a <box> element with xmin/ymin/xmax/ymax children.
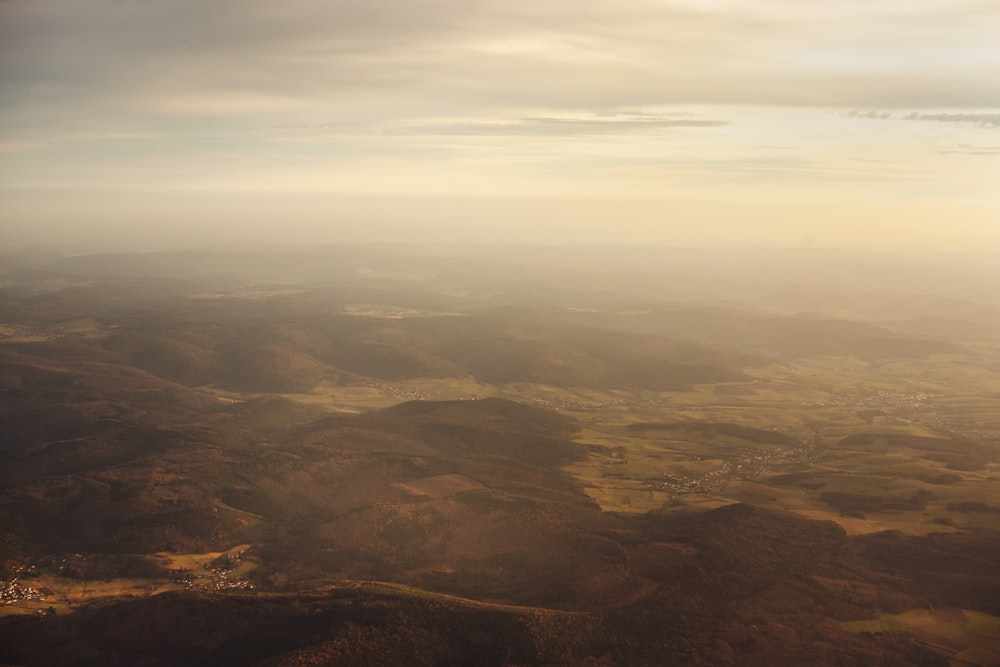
<box><xmin>906</xmin><ymin>113</ymin><xmax>1000</xmax><ymax>128</ymax></box>
<box><xmin>847</xmin><ymin>110</ymin><xmax>1000</xmax><ymax>128</ymax></box>
<box><xmin>394</xmin><ymin>116</ymin><xmax>729</xmax><ymax>136</ymax></box>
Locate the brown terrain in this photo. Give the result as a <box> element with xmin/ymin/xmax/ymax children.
<box><xmin>1</xmin><ymin>247</ymin><xmax>999</xmax><ymax>666</ymax></box>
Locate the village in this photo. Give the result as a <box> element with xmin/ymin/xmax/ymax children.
<box><xmin>0</xmin><ymin>564</ymin><xmax>46</xmax><ymax>605</ymax></box>
<box><xmin>644</xmin><ymin>445</ymin><xmax>813</xmax><ymax>496</ymax></box>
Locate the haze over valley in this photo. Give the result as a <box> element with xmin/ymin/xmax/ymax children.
<box><xmin>1</xmin><ymin>246</ymin><xmax>999</xmax><ymax>665</ymax></box>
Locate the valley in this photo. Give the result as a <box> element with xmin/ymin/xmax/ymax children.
<box><xmin>1</xmin><ymin>246</ymin><xmax>999</xmax><ymax>665</ymax></box>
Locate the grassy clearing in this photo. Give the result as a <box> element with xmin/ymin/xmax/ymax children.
<box><xmin>157</xmin><ymin>543</ymin><xmax>255</xmax><ymax>579</ymax></box>
<box><xmin>340</xmin><ymin>304</ymin><xmax>465</xmax><ymax>319</ymax></box>
<box><xmin>842</xmin><ymin>616</ymin><xmax>909</xmax><ymax>633</ymax></box>
<box><xmin>258</xmin><ymin>377</ymin><xmax>501</xmax><ymax>413</ymax></box>
<box><xmin>1</xmin><ymin>575</ymin><xmax>173</xmax><ymax>616</ymax></box>
<box><xmin>395</xmin><ymin>474</ymin><xmax>486</xmax><ymax>499</ymax></box>
<box><xmin>965</xmin><ymin>611</ymin><xmax>1000</xmax><ymax>641</ymax></box>
<box><xmin>842</xmin><ymin>608</ymin><xmax>1000</xmax><ymax>661</ymax></box>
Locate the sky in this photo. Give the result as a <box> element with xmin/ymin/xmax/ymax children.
<box><xmin>1</xmin><ymin>0</ymin><xmax>999</xmax><ymax>252</ymax></box>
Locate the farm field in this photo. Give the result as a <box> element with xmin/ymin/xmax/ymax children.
<box><xmin>196</xmin><ymin>344</ymin><xmax>1000</xmax><ymax>532</ymax></box>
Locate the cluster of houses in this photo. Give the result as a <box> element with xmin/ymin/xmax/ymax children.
<box><xmin>645</xmin><ymin>446</ymin><xmax>812</xmax><ymax>496</ymax></box>
<box><xmin>528</xmin><ymin>396</ymin><xmax>665</xmax><ymax>411</ymax></box>
<box><xmin>1</xmin><ymin>577</ymin><xmax>46</xmax><ymax>605</ymax></box>
<box><xmin>171</xmin><ymin>550</ymin><xmax>256</xmax><ymax>592</ymax></box>
<box><xmin>367</xmin><ymin>382</ymin><xmax>440</xmax><ymax>400</ymax></box>
<box><xmin>800</xmin><ymin>390</ymin><xmax>931</xmax><ymax>409</ymax></box>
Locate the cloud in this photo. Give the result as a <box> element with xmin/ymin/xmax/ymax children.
<box><xmin>936</xmin><ymin>144</ymin><xmax>1000</xmax><ymax>156</ymax></box>
<box><xmin>3</xmin><ymin>0</ymin><xmax>1000</xmax><ymax>137</ymax></box>
<box><xmin>905</xmin><ymin>113</ymin><xmax>1000</xmax><ymax>128</ymax></box>
<box><xmin>396</xmin><ymin>114</ymin><xmax>729</xmax><ymax>136</ymax></box>
<box><xmin>845</xmin><ymin>110</ymin><xmax>1000</xmax><ymax>128</ymax></box>
<box><xmin>846</xmin><ymin>110</ymin><xmax>892</xmax><ymax>120</ymax></box>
